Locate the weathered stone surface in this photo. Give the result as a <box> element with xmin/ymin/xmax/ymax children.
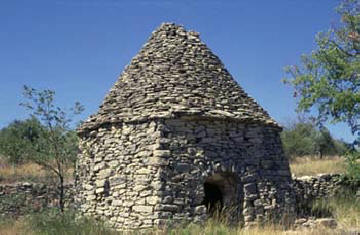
<box><xmin>132</xmin><ymin>206</ymin><xmax>153</xmax><ymax>213</ymax></box>
<box><xmin>77</xmin><ymin>23</ymin><xmax>279</xmax><ymax>134</ymax></box>
<box><xmin>147</xmin><ymin>157</ymin><xmax>168</xmax><ymax>166</ymax></box>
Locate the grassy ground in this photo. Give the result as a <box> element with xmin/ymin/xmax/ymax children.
<box><xmin>0</xmin><ymin>209</ymin><xmax>357</xmax><ymax>235</ymax></box>
<box><xmin>289</xmin><ymin>156</ymin><xmax>346</xmax><ymax>177</ymax></box>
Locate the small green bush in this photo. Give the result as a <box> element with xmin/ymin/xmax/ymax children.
<box><xmin>343</xmin><ymin>151</ymin><xmax>360</xmax><ymax>187</ymax></box>
<box><xmin>0</xmin><ymin>118</ymin><xmax>43</xmax><ymax>165</ymax></box>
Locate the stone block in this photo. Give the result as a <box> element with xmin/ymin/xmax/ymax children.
<box><xmin>153</xmin><ymin>150</ymin><xmax>171</xmax><ymax>158</ymax></box>
<box><xmin>154</xmin><ymin>204</ymin><xmax>178</xmax><ymax>212</ymax></box>
<box><xmin>244</xmin><ymin>183</ymin><xmax>257</xmax><ymax>195</ymax></box>
<box><xmin>133</xmin><ymin>206</ymin><xmax>153</xmax><ymax>213</ymax></box>
<box><xmin>162</xmin><ymin>196</ymin><xmax>173</xmax><ymax>204</ymax></box>
<box><xmin>110</xmin><ymin>176</ymin><xmax>126</xmax><ymax>186</ymax></box>
<box><xmin>95</xmin><ymin>179</ymin><xmax>106</xmax><ymax>187</ymax></box>
<box><xmin>95</xmin><ymin>188</ymin><xmax>104</xmax><ymax>194</ymax></box>
<box><xmin>194</xmin><ymin>205</ymin><xmax>207</xmax><ymax>215</ymax></box>
<box><xmin>145</xmin><ymin>196</ymin><xmax>158</xmax><ymax>205</ymax></box>
<box><xmin>136</xmin><ymin>168</ymin><xmax>151</xmax><ymax>175</ymax></box>
<box><xmin>135</xmin><ymin>198</ymin><xmax>146</xmax><ymax>205</ymax></box>
<box><xmin>148</xmin><ymin>157</ymin><xmax>168</xmax><ymax>166</ymax></box>
<box><xmin>175</xmin><ymin>163</ymin><xmax>190</xmax><ymax>173</ymax></box>
<box><xmin>112</xmin><ymin>200</ymin><xmax>122</xmax><ymax>206</ymax></box>
<box><xmin>84</xmin><ymin>184</ymin><xmax>93</xmax><ymax>190</ymax></box>
<box><xmin>98</xmin><ymin>169</ymin><xmax>112</xmax><ymax>179</ymax></box>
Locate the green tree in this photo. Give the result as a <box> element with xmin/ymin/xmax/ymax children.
<box><xmin>283</xmin><ymin>0</ymin><xmax>360</xmax><ymax>136</ymax></box>
<box><xmin>333</xmin><ymin>138</ymin><xmax>351</xmax><ymax>154</ymax></box>
<box><xmin>20</xmin><ymin>85</ymin><xmax>84</xmax><ymax>212</ymax></box>
<box><xmin>281</xmin><ymin>118</ymin><xmax>348</xmax><ymax>158</ymax></box>
<box><xmin>0</xmin><ymin>117</ymin><xmax>42</xmax><ymax>164</ymax></box>
<box><xmin>281</xmin><ymin>121</ymin><xmax>317</xmax><ymax>158</ymax></box>
<box><xmin>315</xmin><ymin>127</ymin><xmax>336</xmax><ymax>158</ymax></box>
<box><xmin>283</xmin><ymin>0</ymin><xmax>360</xmax><ymax>180</ymax></box>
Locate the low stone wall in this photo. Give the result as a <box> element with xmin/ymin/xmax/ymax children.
<box><xmin>0</xmin><ymin>182</ymin><xmax>74</xmax><ymax>217</ymax></box>
<box><xmin>0</xmin><ymin>174</ymin><xmax>357</xmax><ymax>221</ymax></box>
<box><xmin>293</xmin><ymin>174</ymin><xmax>345</xmax><ymax>200</ymax></box>
<box><xmin>292</xmin><ymin>174</ymin><xmax>353</xmax><ymax>217</ymax></box>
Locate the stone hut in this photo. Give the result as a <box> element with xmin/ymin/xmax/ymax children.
<box><xmin>75</xmin><ymin>23</ymin><xmax>295</xmax><ymax>230</ymax></box>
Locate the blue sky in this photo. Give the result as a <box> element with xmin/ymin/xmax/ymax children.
<box><xmin>0</xmin><ymin>0</ymin><xmax>354</xmax><ymax>142</ymax></box>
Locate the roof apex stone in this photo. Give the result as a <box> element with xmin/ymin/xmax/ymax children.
<box><xmin>78</xmin><ymin>23</ymin><xmax>280</xmax><ymax>133</ymax></box>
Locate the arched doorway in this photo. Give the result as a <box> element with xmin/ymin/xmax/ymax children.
<box><xmin>202</xmin><ymin>173</ymin><xmax>238</xmax><ymax>216</ymax></box>
<box><xmin>203</xmin><ymin>182</ymin><xmax>223</xmax><ymax>214</ymax></box>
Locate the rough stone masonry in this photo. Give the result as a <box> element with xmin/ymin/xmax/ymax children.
<box><xmin>75</xmin><ymin>23</ymin><xmax>296</xmax><ymax>230</ymax></box>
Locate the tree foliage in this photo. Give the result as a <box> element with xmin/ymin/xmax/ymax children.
<box><xmin>0</xmin><ymin>118</ymin><xmax>43</xmax><ymax>164</ymax></box>
<box><xmin>283</xmin><ymin>0</ymin><xmax>360</xmax><ymax>136</ymax></box>
<box><xmin>344</xmin><ymin>151</ymin><xmax>360</xmax><ymax>185</ymax></box>
<box><xmin>281</xmin><ymin>118</ymin><xmax>349</xmax><ymax>158</ymax></box>
<box><xmin>283</xmin><ymin>0</ymin><xmax>360</xmax><ymax>179</ymax></box>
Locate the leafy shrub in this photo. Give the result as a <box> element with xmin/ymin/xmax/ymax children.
<box><xmin>343</xmin><ymin>151</ymin><xmax>360</xmax><ymax>187</ymax></box>
<box><xmin>0</xmin><ymin>118</ymin><xmax>43</xmax><ymax>165</ymax></box>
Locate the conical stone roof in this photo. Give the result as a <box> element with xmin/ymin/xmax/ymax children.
<box><xmin>78</xmin><ymin>23</ymin><xmax>279</xmax><ymax>133</ymax></box>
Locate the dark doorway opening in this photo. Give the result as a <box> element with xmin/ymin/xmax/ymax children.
<box><xmin>203</xmin><ymin>182</ymin><xmax>223</xmax><ymax>214</ymax></box>
<box><xmin>201</xmin><ymin>173</ymin><xmax>239</xmax><ymax>222</ymax></box>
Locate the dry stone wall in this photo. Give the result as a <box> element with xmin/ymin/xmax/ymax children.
<box><xmin>75</xmin><ymin>121</ymin><xmax>165</xmax><ymax>230</ymax></box>
<box><xmin>0</xmin><ymin>174</ymin><xmax>357</xmax><ymax>227</ymax></box>
<box><xmin>293</xmin><ymin>174</ymin><xmax>345</xmax><ymax>201</ymax></box>
<box><xmin>292</xmin><ymin>174</ymin><xmax>353</xmax><ymax>217</ymax></box>
<box><xmin>160</xmin><ymin>118</ymin><xmax>295</xmax><ymax>227</ymax></box>
<box><xmin>75</xmin><ymin>118</ymin><xmax>296</xmax><ymax>230</ymax></box>
<box><xmin>0</xmin><ymin>182</ymin><xmax>74</xmax><ymax>217</ymax></box>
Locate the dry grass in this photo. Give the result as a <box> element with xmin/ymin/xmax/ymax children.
<box><xmin>0</xmin><ymin>160</ymin><xmax>46</xmax><ymax>184</ymax></box>
<box><xmin>0</xmin><ymin>202</ymin><xmax>358</xmax><ymax>235</ymax></box>
<box><xmin>290</xmin><ymin>156</ymin><xmax>346</xmax><ymax>177</ymax></box>
<box><xmin>0</xmin><ymin>158</ymin><xmax>74</xmax><ymax>184</ymax></box>
<box><xmin>331</xmin><ymin>197</ymin><xmax>360</xmax><ymax>228</ymax></box>
<box><xmin>0</xmin><ymin>218</ymin><xmax>348</xmax><ymax>235</ymax></box>
<box><xmin>310</xmin><ymin>192</ymin><xmax>360</xmax><ymax>232</ymax></box>
<box><xmin>0</xmin><ymin>218</ymin><xmax>29</xmax><ymax>235</ymax></box>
